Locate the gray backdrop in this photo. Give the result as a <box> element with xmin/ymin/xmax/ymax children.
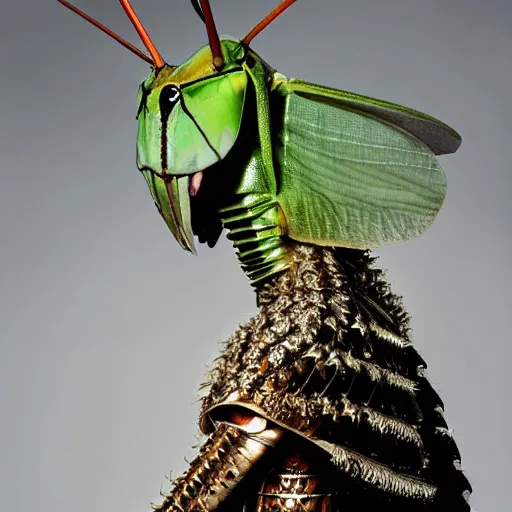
<box><xmin>1</xmin><ymin>1</ymin><xmax>510</xmax><ymax>511</ymax></box>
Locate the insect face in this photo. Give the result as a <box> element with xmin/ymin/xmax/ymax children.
<box><xmin>56</xmin><ymin>0</ymin><xmax>298</xmax><ymax>256</ymax></box>
<box><xmin>135</xmin><ymin>41</ymin><xmax>249</xmax><ymax>252</ymax></box>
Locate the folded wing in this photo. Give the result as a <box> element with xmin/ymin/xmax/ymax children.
<box><xmin>272</xmin><ymin>78</ymin><xmax>457</xmax><ymax>249</ymax></box>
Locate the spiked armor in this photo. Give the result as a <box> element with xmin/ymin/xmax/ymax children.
<box><xmin>155</xmin><ymin>244</ymin><xmax>472</xmax><ymax>512</ymax></box>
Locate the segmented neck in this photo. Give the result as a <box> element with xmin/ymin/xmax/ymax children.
<box><xmin>218</xmin><ymin>193</ymin><xmax>291</xmax><ymax>284</ymax></box>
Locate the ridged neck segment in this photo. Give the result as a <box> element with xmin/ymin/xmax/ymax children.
<box><xmin>218</xmin><ymin>192</ymin><xmax>291</xmax><ymax>284</ymax></box>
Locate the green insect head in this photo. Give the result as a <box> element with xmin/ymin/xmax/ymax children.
<box><xmin>58</xmin><ymin>0</ymin><xmax>298</xmax><ymax>254</ymax></box>
<box><xmin>135</xmin><ymin>42</ymin><xmax>248</xmax><ymax>252</ymax></box>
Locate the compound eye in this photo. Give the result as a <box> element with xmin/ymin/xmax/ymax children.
<box><xmin>159</xmin><ymin>85</ymin><xmax>181</xmax><ymax>118</ymax></box>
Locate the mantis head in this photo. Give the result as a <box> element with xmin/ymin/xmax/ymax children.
<box><xmin>57</xmin><ymin>0</ymin><xmax>298</xmax><ymax>253</ymax></box>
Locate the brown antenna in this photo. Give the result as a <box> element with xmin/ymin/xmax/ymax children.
<box><xmin>57</xmin><ymin>0</ymin><xmax>152</xmax><ymax>65</ymax></box>
<box><xmin>199</xmin><ymin>0</ymin><xmax>225</xmax><ymax>70</ymax></box>
<box><xmin>242</xmin><ymin>0</ymin><xmax>299</xmax><ymax>47</ymax></box>
<box><xmin>119</xmin><ymin>0</ymin><xmax>164</xmax><ymax>69</ymax></box>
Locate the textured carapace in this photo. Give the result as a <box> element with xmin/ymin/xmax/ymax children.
<box><xmin>197</xmin><ymin>244</ymin><xmax>473</xmax><ymax>511</ymax></box>
<box><xmin>148</xmin><ymin>244</ymin><xmax>472</xmax><ymax>512</ymax></box>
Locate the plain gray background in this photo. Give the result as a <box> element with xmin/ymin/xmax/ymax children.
<box><xmin>1</xmin><ymin>1</ymin><xmax>510</xmax><ymax>511</ymax></box>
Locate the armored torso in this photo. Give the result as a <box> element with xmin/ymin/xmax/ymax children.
<box><xmin>198</xmin><ymin>243</ymin><xmax>471</xmax><ymax>511</ymax></box>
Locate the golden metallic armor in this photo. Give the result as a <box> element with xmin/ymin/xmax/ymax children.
<box><xmin>153</xmin><ymin>244</ymin><xmax>471</xmax><ymax>512</ymax></box>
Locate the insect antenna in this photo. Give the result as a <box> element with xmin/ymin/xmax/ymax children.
<box><xmin>242</xmin><ymin>0</ymin><xmax>299</xmax><ymax>46</ymax></box>
<box><xmin>56</xmin><ymin>0</ymin><xmax>152</xmax><ymax>65</ymax></box>
<box><xmin>119</xmin><ymin>0</ymin><xmax>164</xmax><ymax>69</ymax></box>
<box><xmin>199</xmin><ymin>0</ymin><xmax>225</xmax><ymax>70</ymax></box>
<box><xmin>190</xmin><ymin>0</ymin><xmax>206</xmax><ymax>24</ymax></box>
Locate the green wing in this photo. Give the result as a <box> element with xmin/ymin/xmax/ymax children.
<box><xmin>272</xmin><ymin>77</ymin><xmax>456</xmax><ymax>250</ymax></box>
<box><xmin>278</xmin><ymin>78</ymin><xmax>461</xmax><ymax>155</ymax></box>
